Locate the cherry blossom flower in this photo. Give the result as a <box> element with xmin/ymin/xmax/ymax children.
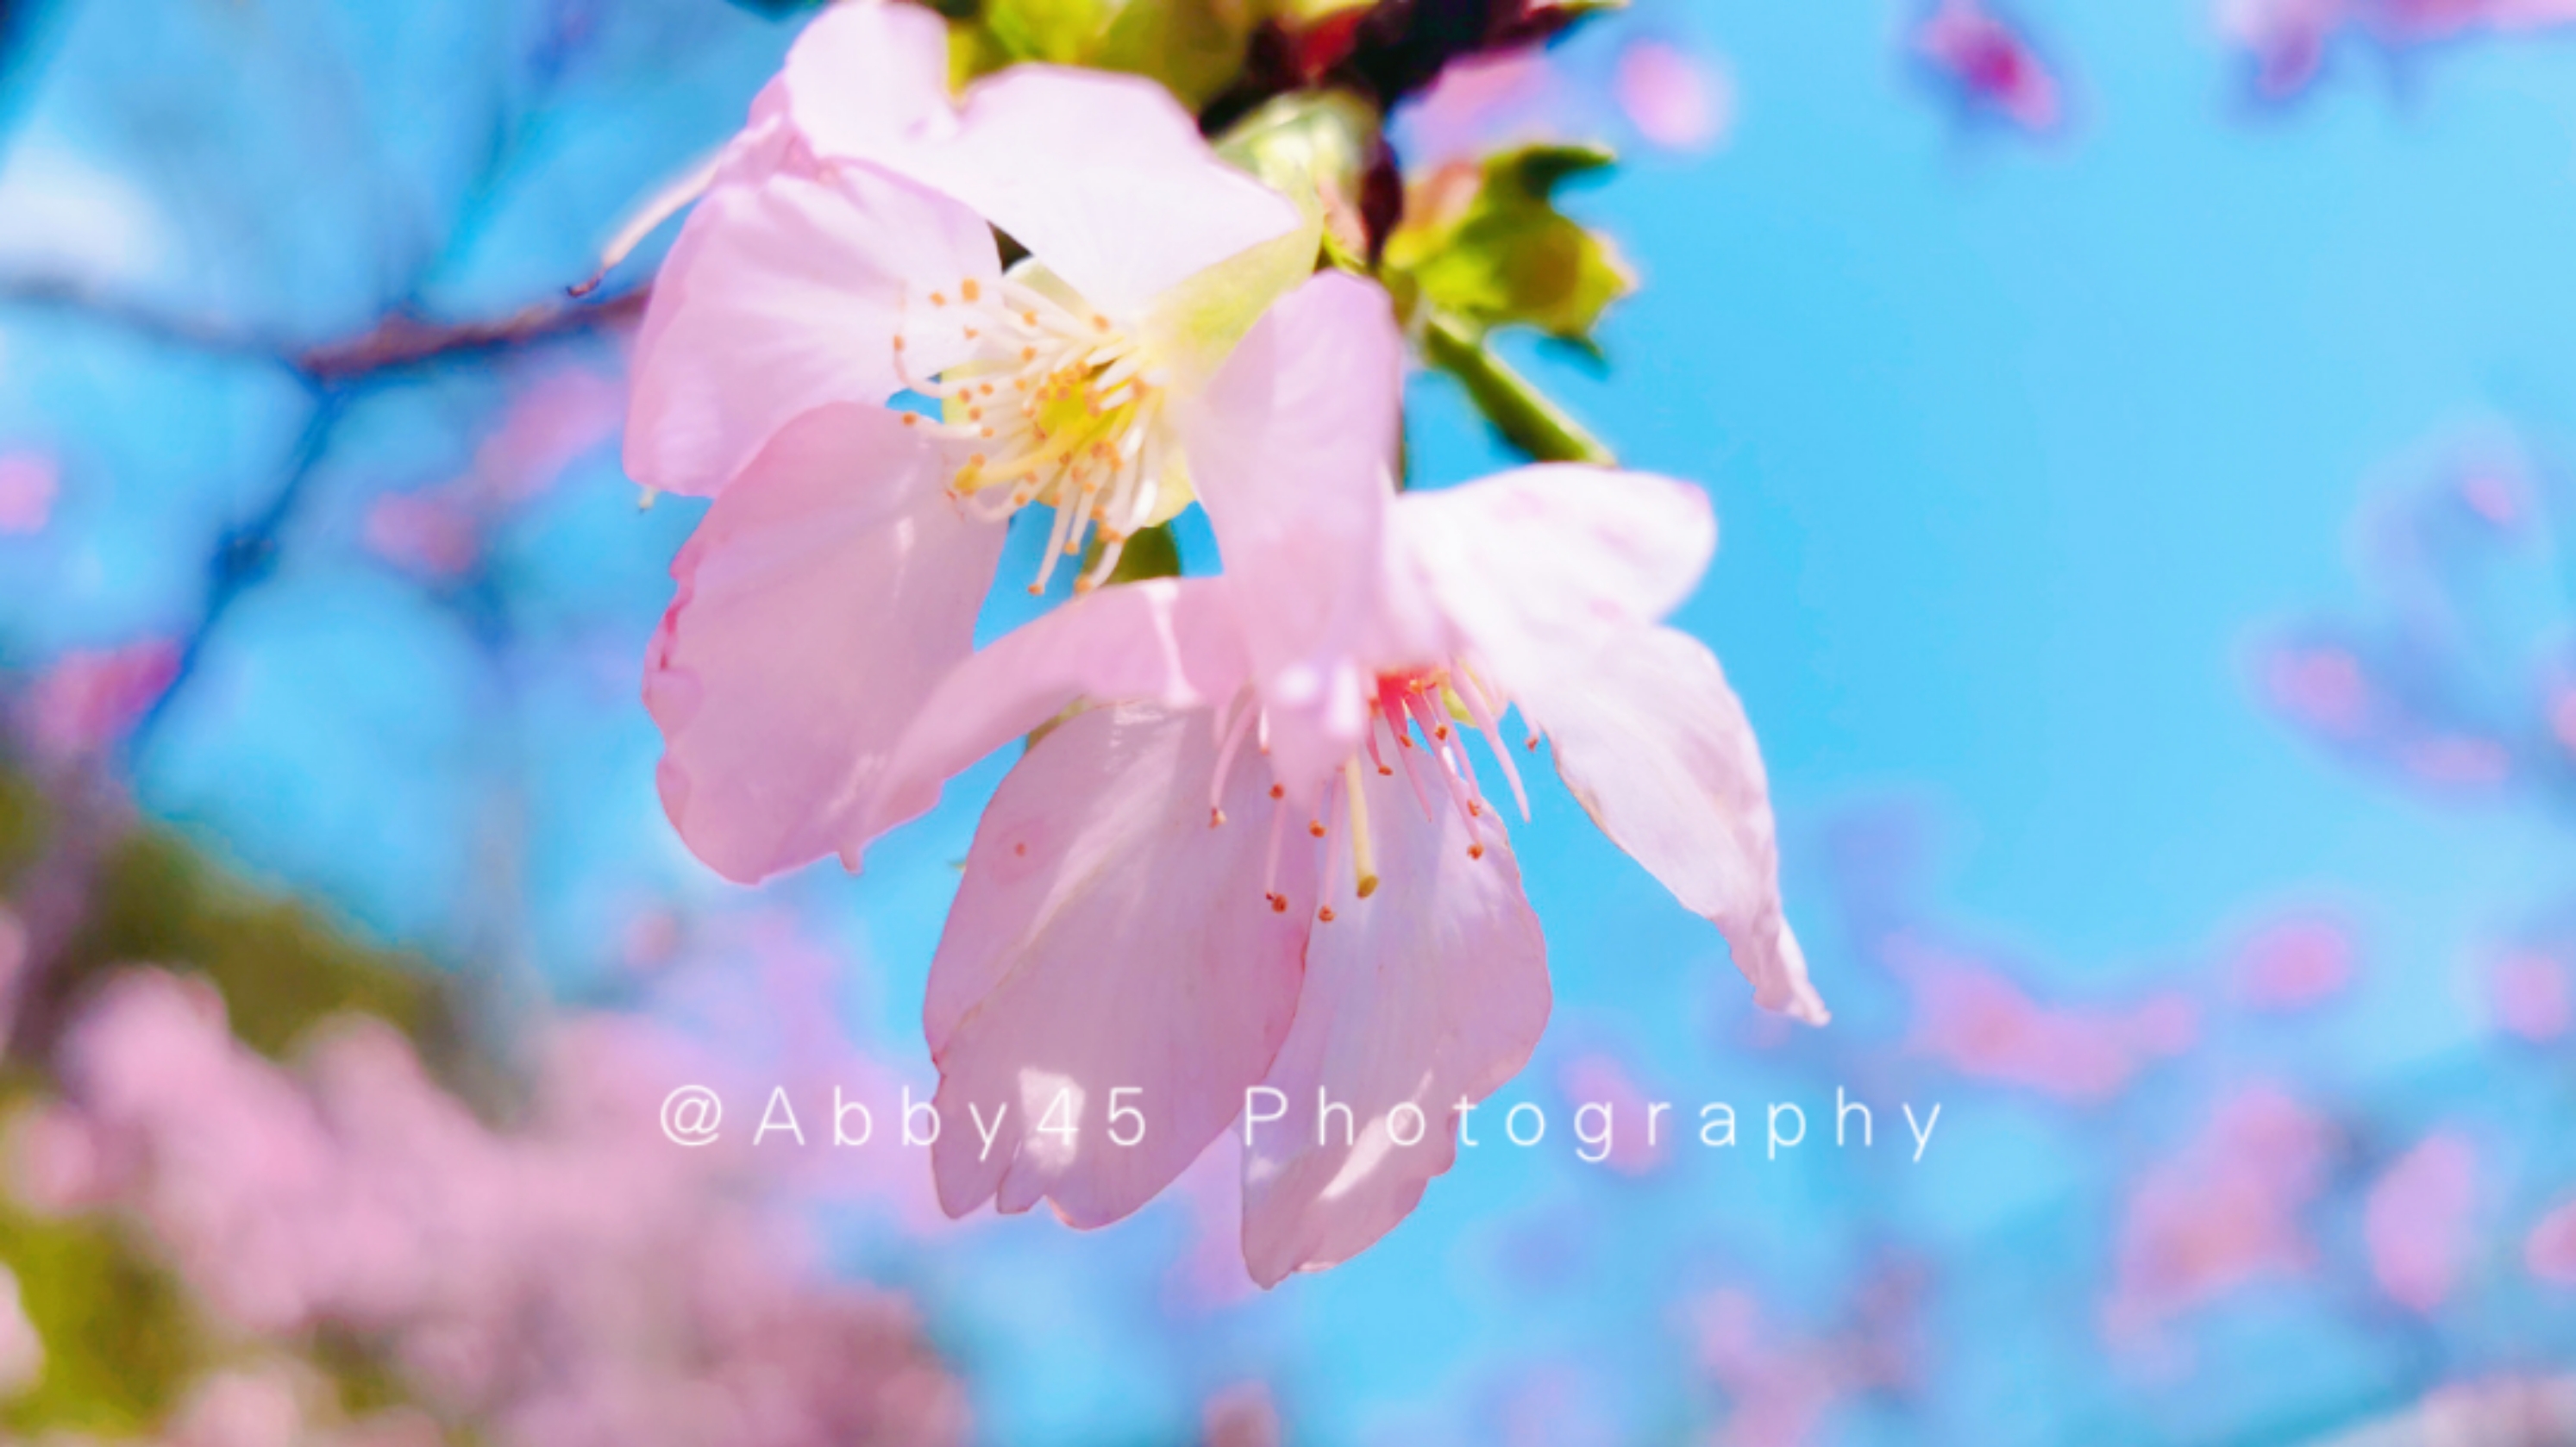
<box><xmin>630</xmin><ymin>0</ymin><xmax>1326</xmax><ymax>886</ymax></box>
<box><xmin>856</xmin><ymin>272</ymin><xmax>1819</xmax><ymax>1284</ymax></box>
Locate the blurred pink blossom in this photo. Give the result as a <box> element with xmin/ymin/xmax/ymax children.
<box><xmin>362</xmin><ymin>492</ymin><xmax>481</xmax><ymax>579</ymax></box>
<box><xmin>1200</xmin><ymin>1382</ymin><xmax>1282</xmax><ymax>1447</ymax></box>
<box><xmin>2261</xmin><ymin>645</ymin><xmax>2372</xmax><ymax>737</ymax></box>
<box><xmin>1397</xmin><ymin>31</ymin><xmax>1734</xmax><ymax>168</ymax></box>
<box><xmin>1911</xmin><ymin>0</ymin><xmax>2065</xmax><ymax>133</ymax></box>
<box><xmin>1896</xmin><ymin>938</ymin><xmax>2196</xmax><ymax>1100</ymax></box>
<box><xmin>363</xmin><ymin>366</ymin><xmax>623</xmax><ymax>579</ymax></box>
<box><xmin>2487</xmin><ymin>950</ymin><xmax>2572</xmax><ymax>1041</ymax></box>
<box><xmin>27</xmin><ymin>638</ymin><xmax>181</xmax><ymax>762</ymax></box>
<box><xmin>2105</xmin><ymin>1087</ymin><xmax>2331</xmax><ymax>1343</ymax></box>
<box><xmin>466</xmin><ymin>367</ymin><xmax>624</xmax><ymax>505</ymax></box>
<box><xmin>18</xmin><ymin>968</ymin><xmax>968</xmax><ymax>1447</ymax></box>
<box><xmin>2222</xmin><ymin>0</ymin><xmax>2576</xmax><ymax>97</ymax></box>
<box><xmin>149</xmin><ymin>1362</ymin><xmax>440</xmax><ymax>1447</ymax></box>
<box><xmin>1686</xmin><ymin>1290</ymin><xmax>1848</xmax><ymax>1447</ymax></box>
<box><xmin>2364</xmin><ymin>1132</ymin><xmax>2478</xmax><ymax>1312</ymax></box>
<box><xmin>2456</xmin><ymin>467</ymin><xmax>2528</xmax><ymax>528</ymax></box>
<box><xmin>2228</xmin><ymin>916</ymin><xmax>2355</xmax><ymax>1011</ymax></box>
<box><xmin>0</xmin><ymin>452</ymin><xmax>56</xmax><ymax>536</ymax></box>
<box><xmin>1612</xmin><ymin>40</ymin><xmax>1732</xmax><ymax>152</ymax></box>
<box><xmin>2526</xmin><ymin>1197</ymin><xmax>2576</xmax><ymax>1285</ymax></box>
<box><xmin>2398</xmin><ymin>734</ymin><xmax>2513</xmax><ymax>787</ymax></box>
<box><xmin>2547</xmin><ymin>686</ymin><xmax>2576</xmax><ymax>759</ymax></box>
<box><xmin>1684</xmin><ymin>1272</ymin><xmax>1916</xmax><ymax>1447</ymax></box>
<box><xmin>1397</xmin><ymin>51</ymin><xmax>1556</xmax><ymax>168</ymax></box>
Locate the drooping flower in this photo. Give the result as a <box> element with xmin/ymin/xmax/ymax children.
<box><xmin>627</xmin><ymin>0</ymin><xmax>1326</xmax><ymax>884</ymax></box>
<box><xmin>857</xmin><ymin>272</ymin><xmax>1821</xmax><ymax>1283</ymax></box>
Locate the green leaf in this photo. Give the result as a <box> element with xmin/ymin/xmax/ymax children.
<box><xmin>1098</xmin><ymin>520</ymin><xmax>1184</xmax><ymax>585</ymax></box>
<box><xmin>1093</xmin><ymin>0</ymin><xmax>1263</xmax><ymax>109</ymax></box>
<box><xmin>0</xmin><ymin>1193</ymin><xmax>200</xmax><ymax>1436</ymax></box>
<box><xmin>1420</xmin><ymin>311</ymin><xmax>1614</xmax><ymax>466</ymax></box>
<box><xmin>1384</xmin><ymin>141</ymin><xmax>1633</xmax><ymax>348</ymax></box>
<box><xmin>954</xmin><ymin>0</ymin><xmax>1262</xmax><ymax>108</ymax></box>
<box><xmin>977</xmin><ymin>0</ymin><xmax>1120</xmax><ymax>64</ymax></box>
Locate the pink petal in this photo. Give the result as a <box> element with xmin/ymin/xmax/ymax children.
<box><xmin>779</xmin><ymin>0</ymin><xmax>956</xmax><ymax>153</ymax></box>
<box><xmin>1533</xmin><ymin>627</ymin><xmax>1825</xmax><ymax>1024</ymax></box>
<box><xmin>815</xmin><ymin>66</ymin><xmax>1301</xmax><ymax>318</ymax></box>
<box><xmin>1181</xmin><ymin>272</ymin><xmax>1406</xmax><ymax>799</ymax></box>
<box><xmin>926</xmin><ymin>704</ymin><xmax>1313</xmax><ymax>1227</ymax></box>
<box><xmin>1395</xmin><ymin>465</ymin><xmax>1715</xmax><ymax>642</ymax></box>
<box><xmin>1239</xmin><ymin>760</ymin><xmax>1550</xmax><ymax>1286</ymax></box>
<box><xmin>865</xmin><ymin>576</ymin><xmax>1252</xmax><ymax>857</ymax></box>
<box><xmin>624</xmin><ymin>164</ymin><xmax>996</xmax><ymax>497</ymax></box>
<box><xmin>1395</xmin><ymin>470</ymin><xmax>1813</xmax><ymax>1021</ymax></box>
<box><xmin>646</xmin><ymin>403</ymin><xmax>1005</xmax><ymax>884</ymax></box>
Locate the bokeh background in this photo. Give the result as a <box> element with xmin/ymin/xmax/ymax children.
<box><xmin>5</xmin><ymin>0</ymin><xmax>2576</xmax><ymax>1442</ymax></box>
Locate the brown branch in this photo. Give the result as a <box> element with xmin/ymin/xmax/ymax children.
<box><xmin>296</xmin><ymin>287</ymin><xmax>649</xmax><ymax>382</ymax></box>
<box><xmin>0</xmin><ymin>273</ymin><xmax>649</xmax><ymax>385</ymax></box>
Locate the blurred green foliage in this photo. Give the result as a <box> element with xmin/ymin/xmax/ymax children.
<box><xmin>0</xmin><ymin>1200</ymin><xmax>198</xmax><ymax>1437</ymax></box>
<box><xmin>0</xmin><ymin>757</ymin><xmax>455</xmax><ymax>1437</ymax></box>
<box><xmin>1382</xmin><ymin>143</ymin><xmax>1629</xmax><ymax>463</ymax></box>
<box><xmin>52</xmin><ymin>830</ymin><xmax>448</xmax><ymax>1062</ymax></box>
<box><xmin>954</xmin><ymin>0</ymin><xmax>1269</xmax><ymax>108</ymax></box>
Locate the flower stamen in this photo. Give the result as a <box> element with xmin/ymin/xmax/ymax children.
<box><xmin>1343</xmin><ymin>756</ymin><xmax>1380</xmax><ymax>899</ymax></box>
<box><xmin>892</xmin><ymin>276</ymin><xmax>1173</xmax><ymax>592</ymax></box>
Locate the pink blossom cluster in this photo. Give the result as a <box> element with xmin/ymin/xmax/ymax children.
<box><xmin>622</xmin><ymin>0</ymin><xmax>1820</xmax><ymax>1281</ymax></box>
<box><xmin>2258</xmin><ymin>440</ymin><xmax>2576</xmax><ymax>1043</ymax></box>
<box><xmin>10</xmin><ymin>968</ymin><xmax>968</xmax><ymax>1447</ymax></box>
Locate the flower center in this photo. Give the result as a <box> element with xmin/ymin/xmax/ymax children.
<box><xmin>1203</xmin><ymin>664</ymin><xmax>1530</xmax><ymax>923</ymax></box>
<box><xmin>895</xmin><ymin>274</ymin><xmax>1171</xmax><ymax>595</ymax></box>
